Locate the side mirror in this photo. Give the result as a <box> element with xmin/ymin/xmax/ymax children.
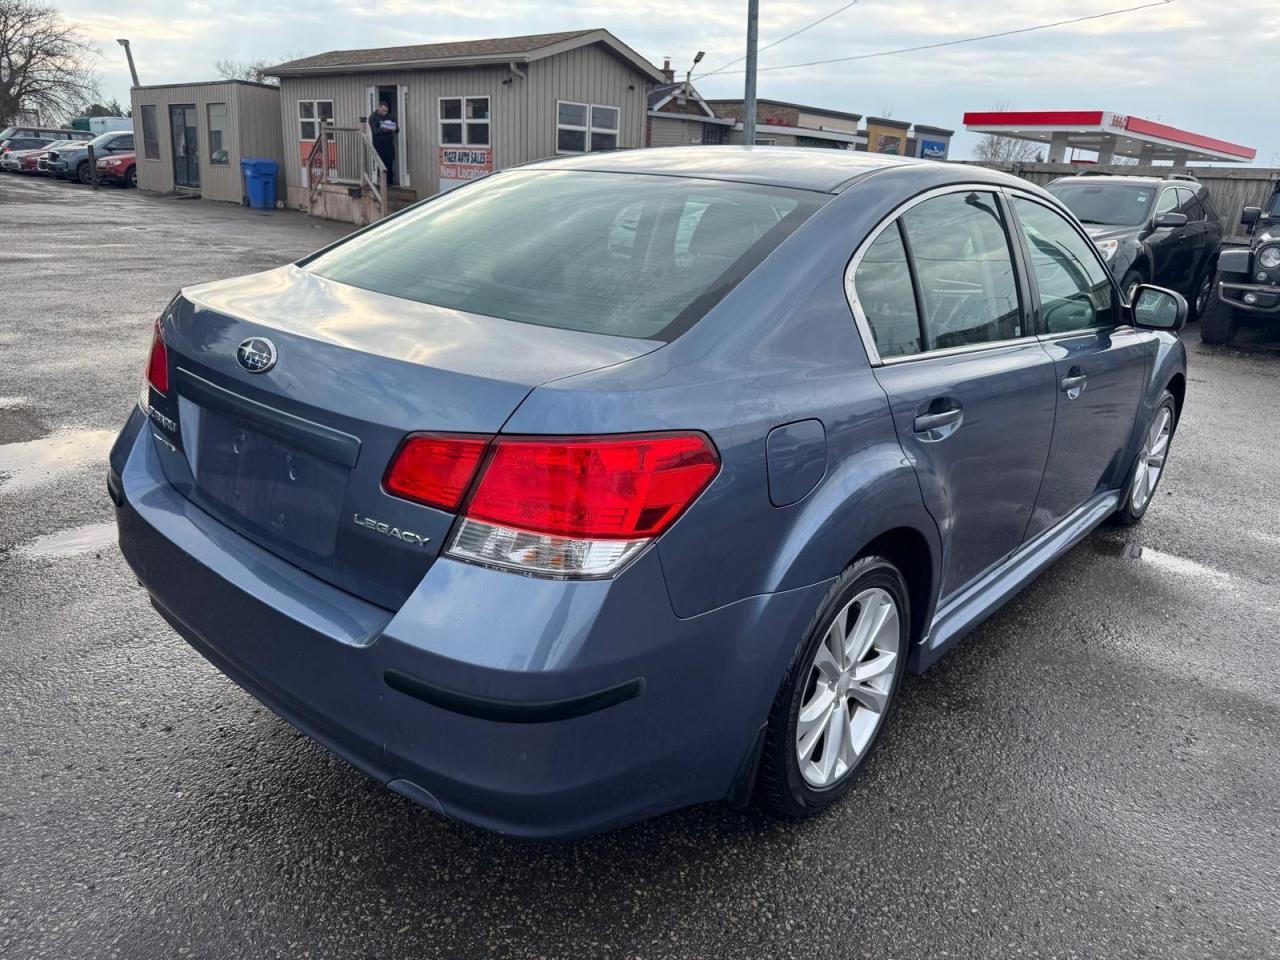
<box><xmin>1241</xmin><ymin>206</ymin><xmax>1261</xmax><ymax>227</ymax></box>
<box><xmin>1131</xmin><ymin>284</ymin><xmax>1187</xmax><ymax>332</ymax></box>
<box><xmin>1153</xmin><ymin>212</ymin><xmax>1188</xmax><ymax>229</ymax></box>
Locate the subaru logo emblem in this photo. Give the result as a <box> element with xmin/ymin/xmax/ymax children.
<box><xmin>236</xmin><ymin>337</ymin><xmax>277</xmax><ymax>374</ymax></box>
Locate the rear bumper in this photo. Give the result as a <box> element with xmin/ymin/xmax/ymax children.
<box><xmin>110</xmin><ymin>410</ymin><xmax>827</xmax><ymax>839</ymax></box>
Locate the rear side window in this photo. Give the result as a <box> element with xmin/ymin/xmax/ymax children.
<box><xmin>1013</xmin><ymin>198</ymin><xmax>1118</xmax><ymax>333</ymax></box>
<box><xmin>852</xmin><ymin>223</ymin><xmax>921</xmax><ymax>358</ymax></box>
<box><xmin>305</xmin><ymin>170</ymin><xmax>823</xmax><ymax>340</ymax></box>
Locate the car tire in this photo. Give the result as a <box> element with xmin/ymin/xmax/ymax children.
<box><xmin>756</xmin><ymin>555</ymin><xmax>910</xmax><ymax>820</ymax></box>
<box><xmin>1111</xmin><ymin>390</ymin><xmax>1177</xmax><ymax>527</ymax></box>
<box><xmin>1199</xmin><ymin>286</ymin><xmax>1239</xmax><ymax>344</ymax></box>
<box><xmin>1120</xmin><ymin>269</ymin><xmax>1144</xmax><ymax>305</ymax></box>
<box><xmin>76</xmin><ymin>161</ymin><xmax>92</xmax><ymax>185</ymax></box>
<box><xmin>127</xmin><ymin>167</ymin><xmax>137</xmax><ymax>188</ymax></box>
<box><xmin>1186</xmin><ymin>261</ymin><xmax>1216</xmax><ymax>323</ymax></box>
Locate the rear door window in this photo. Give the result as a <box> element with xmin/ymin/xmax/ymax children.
<box><xmin>305</xmin><ymin>170</ymin><xmax>824</xmax><ymax>341</ymax></box>
<box><xmin>899</xmin><ymin>191</ymin><xmax>1023</xmax><ymax>350</ymax></box>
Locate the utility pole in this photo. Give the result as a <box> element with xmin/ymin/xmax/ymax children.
<box><xmin>743</xmin><ymin>0</ymin><xmax>758</xmax><ymax>146</ymax></box>
<box><xmin>117</xmin><ymin>39</ymin><xmax>140</xmax><ymax>88</ymax></box>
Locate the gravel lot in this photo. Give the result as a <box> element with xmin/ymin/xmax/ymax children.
<box><xmin>1</xmin><ymin>174</ymin><xmax>1277</xmax><ymax>960</ymax></box>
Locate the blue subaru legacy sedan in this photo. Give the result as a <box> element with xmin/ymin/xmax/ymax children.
<box><xmin>109</xmin><ymin>148</ymin><xmax>1187</xmax><ymax>839</ymax></box>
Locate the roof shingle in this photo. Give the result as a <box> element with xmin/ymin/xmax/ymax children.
<box><xmin>268</xmin><ymin>29</ymin><xmax>599</xmax><ymax>73</ymax></box>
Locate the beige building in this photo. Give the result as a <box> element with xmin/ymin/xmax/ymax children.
<box><xmin>130</xmin><ymin>81</ymin><xmax>284</xmax><ymax>204</ymax></box>
<box><xmin>706</xmin><ymin>98</ymin><xmax>866</xmax><ymax>149</ymax></box>
<box><xmin>265</xmin><ymin>29</ymin><xmax>665</xmax><ymax>222</ymax></box>
<box><xmin>646</xmin><ymin>65</ymin><xmax>735</xmax><ymax>147</ymax></box>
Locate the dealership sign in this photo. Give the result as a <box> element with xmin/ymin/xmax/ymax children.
<box><xmin>439</xmin><ymin>147</ymin><xmax>492</xmax><ymax>191</ymax></box>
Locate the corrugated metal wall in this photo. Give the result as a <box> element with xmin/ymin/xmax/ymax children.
<box><xmin>277</xmin><ymin>42</ymin><xmax>652</xmax><ymax>204</ymax></box>
<box><xmin>649</xmin><ymin>115</ymin><xmax>698</xmax><ymax>147</ymax></box>
<box><xmin>130</xmin><ymin>81</ymin><xmax>281</xmax><ymax>204</ymax></box>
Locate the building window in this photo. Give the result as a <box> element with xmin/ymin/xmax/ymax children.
<box><xmin>207</xmin><ymin>103</ymin><xmax>228</xmax><ymax>165</ymax></box>
<box><xmin>298</xmin><ymin>99</ymin><xmax>333</xmax><ymax>141</ymax></box>
<box><xmin>140</xmin><ymin>104</ymin><xmax>159</xmax><ymax>160</ymax></box>
<box><xmin>556</xmin><ymin>101</ymin><xmax>620</xmax><ymax>153</ymax></box>
<box><xmin>439</xmin><ymin>97</ymin><xmax>489</xmax><ymax>147</ymax></box>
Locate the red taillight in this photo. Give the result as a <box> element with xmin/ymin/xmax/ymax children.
<box><xmin>467</xmin><ymin>433</ymin><xmax>720</xmax><ymax>540</ymax></box>
<box><xmin>383</xmin><ymin>431</ymin><xmax>720</xmax><ymax>577</ymax></box>
<box><xmin>145</xmin><ymin>321</ymin><xmax>169</xmax><ymax>393</ymax></box>
<box><xmin>384</xmin><ymin>433</ymin><xmax>490</xmax><ymax>511</ymax></box>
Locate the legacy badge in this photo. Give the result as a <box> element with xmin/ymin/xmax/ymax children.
<box><xmin>352</xmin><ymin>513</ymin><xmax>431</xmax><ymax>547</ymax></box>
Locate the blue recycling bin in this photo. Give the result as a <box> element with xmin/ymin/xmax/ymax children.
<box><xmin>241</xmin><ymin>158</ymin><xmax>279</xmax><ymax>209</ymax></box>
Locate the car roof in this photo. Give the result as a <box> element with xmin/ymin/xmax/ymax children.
<box><xmin>1049</xmin><ymin>174</ymin><xmax>1197</xmax><ymax>188</ymax></box>
<box><xmin>520</xmin><ymin>145</ymin><xmax>961</xmax><ymax>193</ymax></box>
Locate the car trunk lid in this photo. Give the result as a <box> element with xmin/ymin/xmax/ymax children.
<box><xmin>147</xmin><ymin>266</ymin><xmax>660</xmax><ymax>610</ymax></box>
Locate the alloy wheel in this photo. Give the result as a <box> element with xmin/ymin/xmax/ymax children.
<box><xmin>795</xmin><ymin>587</ymin><xmax>900</xmax><ymax>789</ymax></box>
<box><xmin>1130</xmin><ymin>405</ymin><xmax>1173</xmax><ymax>513</ymax></box>
<box><xmin>1195</xmin><ymin>273</ymin><xmax>1211</xmax><ymax>316</ymax></box>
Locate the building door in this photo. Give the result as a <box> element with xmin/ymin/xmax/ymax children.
<box><xmin>169</xmin><ymin>104</ymin><xmax>199</xmax><ymax>188</ymax></box>
<box><xmin>366</xmin><ymin>85</ymin><xmax>409</xmax><ymax>188</ymax></box>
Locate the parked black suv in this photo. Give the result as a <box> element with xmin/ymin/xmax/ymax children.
<box><xmin>1200</xmin><ymin>182</ymin><xmax>1280</xmax><ymax>344</ymax></box>
<box><xmin>1047</xmin><ymin>173</ymin><xmax>1222</xmax><ymax>319</ymax></box>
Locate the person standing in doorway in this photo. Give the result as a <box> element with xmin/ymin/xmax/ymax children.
<box><xmin>369</xmin><ymin>101</ymin><xmax>399</xmax><ymax>183</ymax></box>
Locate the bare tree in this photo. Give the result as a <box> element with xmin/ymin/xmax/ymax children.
<box><xmin>971</xmin><ymin>101</ymin><xmax>1040</xmax><ymax>164</ymax></box>
<box><xmin>215</xmin><ymin>53</ymin><xmax>306</xmax><ymax>86</ymax></box>
<box><xmin>215</xmin><ymin>58</ymin><xmax>276</xmax><ymax>85</ymax></box>
<box><xmin>0</xmin><ymin>0</ymin><xmax>99</xmax><ymax>126</ymax></box>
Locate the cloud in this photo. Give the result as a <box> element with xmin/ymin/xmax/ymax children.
<box><xmin>48</xmin><ymin>0</ymin><xmax>1280</xmax><ymax>161</ymax></box>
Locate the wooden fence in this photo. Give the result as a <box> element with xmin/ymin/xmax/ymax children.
<box><xmin>964</xmin><ymin>162</ymin><xmax>1278</xmax><ymax>240</ymax></box>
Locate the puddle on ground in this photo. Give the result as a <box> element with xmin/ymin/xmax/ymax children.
<box><xmin>13</xmin><ymin>521</ymin><xmax>117</xmax><ymax>560</ymax></box>
<box><xmin>1093</xmin><ymin>536</ymin><xmax>1241</xmax><ymax>588</ymax></box>
<box><xmin>0</xmin><ymin>428</ymin><xmax>115</xmax><ymax>492</ymax></box>
<box><xmin>1129</xmin><ymin>545</ymin><xmax>1238</xmax><ymax>587</ymax></box>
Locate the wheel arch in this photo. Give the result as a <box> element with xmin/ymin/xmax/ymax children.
<box><xmin>854</xmin><ymin>526</ymin><xmax>936</xmax><ymax>656</ymax></box>
<box><xmin>1165</xmin><ymin>371</ymin><xmax>1186</xmax><ymax>424</ymax></box>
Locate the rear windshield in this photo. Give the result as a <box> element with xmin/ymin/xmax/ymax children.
<box><xmin>1047</xmin><ymin>182</ymin><xmax>1155</xmax><ymax>227</ymax></box>
<box><xmin>304</xmin><ymin>170</ymin><xmax>824</xmax><ymax>340</ymax></box>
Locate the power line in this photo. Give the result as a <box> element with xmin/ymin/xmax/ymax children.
<box><xmin>697</xmin><ymin>0</ymin><xmax>861</xmax><ymax>80</ymax></box>
<box><xmin>694</xmin><ymin>0</ymin><xmax>1174</xmax><ymax>79</ymax></box>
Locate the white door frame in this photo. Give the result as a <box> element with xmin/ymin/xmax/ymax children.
<box><xmin>366</xmin><ymin>84</ymin><xmax>409</xmax><ymax>189</ymax></box>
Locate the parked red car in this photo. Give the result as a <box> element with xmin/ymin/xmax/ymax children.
<box><xmin>96</xmin><ymin>150</ymin><xmax>137</xmax><ymax>187</ymax></box>
<box><xmin>0</xmin><ymin>147</ymin><xmax>49</xmax><ymax>174</ymax></box>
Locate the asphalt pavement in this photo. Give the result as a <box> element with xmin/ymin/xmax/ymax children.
<box><xmin>1</xmin><ymin>174</ymin><xmax>1277</xmax><ymax>960</ymax></box>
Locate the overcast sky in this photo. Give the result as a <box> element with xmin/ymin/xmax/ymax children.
<box><xmin>58</xmin><ymin>0</ymin><xmax>1279</xmax><ymax>163</ymax></box>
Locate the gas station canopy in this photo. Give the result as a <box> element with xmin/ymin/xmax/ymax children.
<box><xmin>962</xmin><ymin>110</ymin><xmax>1256</xmax><ymax>164</ymax></box>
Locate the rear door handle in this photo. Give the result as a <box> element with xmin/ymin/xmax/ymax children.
<box><xmin>913</xmin><ymin>408</ymin><xmax>963</xmax><ymax>433</ymax></box>
<box><xmin>1061</xmin><ymin>373</ymin><xmax>1088</xmax><ymax>397</ymax></box>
